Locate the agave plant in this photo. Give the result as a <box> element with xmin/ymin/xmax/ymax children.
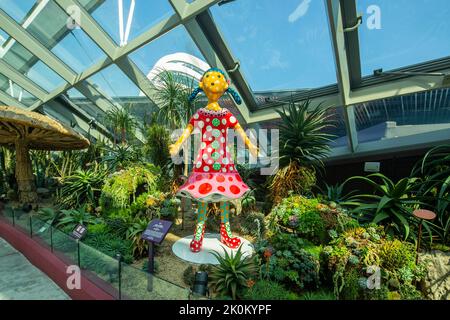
<box><xmin>56</xmin><ymin>168</ymin><xmax>106</xmax><ymax>209</ymax></box>
<box><xmin>209</xmin><ymin>245</ymin><xmax>258</xmax><ymax>300</ymax></box>
<box><xmin>411</xmin><ymin>145</ymin><xmax>450</xmax><ymax>244</ymax></box>
<box><xmin>102</xmin><ymin>144</ymin><xmax>140</xmax><ymax>171</ymax></box>
<box><xmin>317</xmin><ymin>181</ymin><xmax>357</xmax><ymax>205</ymax></box>
<box><xmin>346</xmin><ymin>173</ymin><xmax>423</xmax><ymax>239</ymax></box>
<box><xmin>268</xmin><ymin>99</ymin><xmax>335</xmax><ymax>203</ymax></box>
<box><xmin>126</xmin><ymin>217</ymin><xmax>150</xmax><ymax>258</ymax></box>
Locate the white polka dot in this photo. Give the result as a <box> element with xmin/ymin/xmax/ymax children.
<box><xmin>209</xmin><ymin>137</ymin><xmax>213</xmax><ymax>141</ymax></box>
<box><xmin>203</xmin><ymin>133</ymin><xmax>207</xmax><ymax>139</ymax></box>
<box><xmin>222</xmin><ymin>119</ymin><xmax>227</xmax><ymax>125</ymax></box>
<box><xmin>230</xmin><ymin>166</ymin><xmax>234</xmax><ymax>171</ymax></box>
<box><xmin>204</xmin><ymin>166</ymin><xmax>209</xmax><ymax>172</ymax></box>
<box><xmin>201</xmin><ymin>142</ymin><xmax>206</xmax><ymax>149</ymax></box>
<box><xmin>220</xmin><ymin>137</ymin><xmax>225</xmax><ymax>143</ymax></box>
<box><xmin>198</xmin><ymin>121</ymin><xmax>204</xmax><ymax>128</ymax></box>
<box><xmin>220</xmin><ymin>150</ymin><xmax>224</xmax><ymax>155</ymax></box>
<box><xmin>206</xmin><ymin>126</ymin><xmax>212</xmax><ymax>132</ymax></box>
<box><xmin>229</xmin><ymin>116</ymin><xmax>236</xmax><ymax>123</ymax></box>
<box><xmin>194</xmin><ymin>113</ymin><xmax>199</xmax><ymax>119</ymax></box>
<box><xmin>196</xmin><ymin>162</ymin><xmax>202</xmax><ymax>168</ymax></box>
<box><xmin>202</xmin><ymin>154</ymin><xmax>208</xmax><ymax>160</ymax></box>
<box><xmin>208</xmin><ymin>160</ymin><xmax>213</xmax><ymax>164</ymax></box>
<box><xmin>206</xmin><ymin>118</ymin><xmax>210</xmax><ymax>122</ymax></box>
<box><xmin>222</xmin><ymin>168</ymin><xmax>227</xmax><ymax>172</ymax></box>
<box><xmin>222</xmin><ymin>158</ymin><xmax>229</xmax><ymax>165</ymax></box>
<box><xmin>221</xmin><ymin>129</ymin><xmax>225</xmax><ymax>133</ymax></box>
<box><xmin>207</xmin><ymin>147</ymin><xmax>212</xmax><ymax>153</ymax></box>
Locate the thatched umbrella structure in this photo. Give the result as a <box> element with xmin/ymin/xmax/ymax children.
<box><xmin>0</xmin><ymin>106</ymin><xmax>89</xmax><ymax>204</ymax></box>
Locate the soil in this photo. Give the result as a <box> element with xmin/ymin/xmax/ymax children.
<box><xmin>135</xmin><ymin>208</ymin><xmax>255</xmax><ymax>290</ymax></box>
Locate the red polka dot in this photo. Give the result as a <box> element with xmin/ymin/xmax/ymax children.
<box><xmin>199</xmin><ymin>183</ymin><xmax>212</xmax><ymax>195</ymax></box>
<box><xmin>208</xmin><ymin>173</ymin><xmax>213</xmax><ymax>179</ymax></box>
<box><xmin>228</xmin><ymin>177</ymin><xmax>233</xmax><ymax>182</ymax></box>
<box><xmin>218</xmin><ymin>186</ymin><xmax>225</xmax><ymax>192</ymax></box>
<box><xmin>230</xmin><ymin>185</ymin><xmax>240</xmax><ymax>194</ymax></box>
<box><xmin>196</xmin><ymin>175</ymin><xmax>203</xmax><ymax>181</ymax></box>
<box><xmin>236</xmin><ymin>175</ymin><xmax>242</xmax><ymax>182</ymax></box>
<box><xmin>216</xmin><ymin>175</ymin><xmax>225</xmax><ymax>183</ymax></box>
<box><xmin>188</xmin><ymin>185</ymin><xmax>195</xmax><ymax>190</ymax></box>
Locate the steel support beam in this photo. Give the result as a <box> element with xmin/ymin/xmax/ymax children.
<box><xmin>0</xmin><ymin>8</ymin><xmax>77</xmax><ymax>84</ymax></box>
<box><xmin>0</xmin><ymin>90</ymin><xmax>28</xmax><ymax>109</ymax></box>
<box><xmin>326</xmin><ymin>0</ymin><xmax>358</xmax><ymax>152</ymax></box>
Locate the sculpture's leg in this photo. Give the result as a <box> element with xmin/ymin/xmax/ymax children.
<box><xmin>219</xmin><ymin>202</ymin><xmax>241</xmax><ymax>249</ymax></box>
<box><xmin>190</xmin><ymin>201</ymin><xmax>208</xmax><ymax>253</ymax></box>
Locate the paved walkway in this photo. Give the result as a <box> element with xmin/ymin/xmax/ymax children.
<box><xmin>0</xmin><ymin>237</ymin><xmax>70</xmax><ymax>300</ymax></box>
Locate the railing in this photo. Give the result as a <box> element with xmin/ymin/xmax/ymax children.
<box><xmin>0</xmin><ymin>205</ymin><xmax>193</xmax><ymax>300</ymax></box>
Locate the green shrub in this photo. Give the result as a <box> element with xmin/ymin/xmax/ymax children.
<box><xmin>56</xmin><ymin>206</ymin><xmax>98</xmax><ymax>230</ymax></box>
<box><xmin>238</xmin><ymin>211</ymin><xmax>266</xmax><ymax>238</ymax></box>
<box><xmin>260</xmin><ymin>233</ymin><xmax>320</xmax><ymax>290</ymax></box>
<box><xmin>83</xmin><ymin>232</ymin><xmax>133</xmax><ymax>263</ymax></box>
<box><xmin>243</xmin><ymin>280</ymin><xmax>299</xmax><ymax>300</ymax></box>
<box><xmin>268</xmin><ymin>195</ymin><xmax>327</xmax><ymax>244</ymax></box>
<box><xmin>298</xmin><ymin>289</ymin><xmax>335</xmax><ymax>300</ymax></box>
<box><xmin>100</xmin><ymin>164</ymin><xmax>160</xmax><ymax>209</ymax></box>
<box><xmin>323</xmin><ymin>225</ymin><xmax>426</xmax><ymax>300</ymax></box>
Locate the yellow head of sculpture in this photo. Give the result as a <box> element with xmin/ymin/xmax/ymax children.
<box><xmin>188</xmin><ymin>68</ymin><xmax>242</xmax><ymax>109</ymax></box>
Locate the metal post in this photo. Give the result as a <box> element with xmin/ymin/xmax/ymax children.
<box><xmin>116</xmin><ymin>254</ymin><xmax>122</xmax><ymax>300</ymax></box>
<box><xmin>147</xmin><ymin>242</ymin><xmax>154</xmax><ymax>292</ymax></box>
<box><xmin>29</xmin><ymin>216</ymin><xmax>33</xmax><ymax>237</ymax></box>
<box><xmin>77</xmin><ymin>239</ymin><xmax>81</xmax><ymax>267</ymax></box>
<box><xmin>50</xmin><ymin>225</ymin><xmax>54</xmax><ymax>253</ymax></box>
<box><xmin>416</xmin><ymin>221</ymin><xmax>423</xmax><ymax>265</ymax></box>
<box><xmin>12</xmin><ymin>208</ymin><xmax>15</xmax><ymax>226</ymax></box>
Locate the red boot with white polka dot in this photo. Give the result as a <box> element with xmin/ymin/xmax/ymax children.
<box><xmin>220</xmin><ymin>222</ymin><xmax>241</xmax><ymax>249</ymax></box>
<box><xmin>190</xmin><ymin>222</ymin><xmax>206</xmax><ymax>253</ymax></box>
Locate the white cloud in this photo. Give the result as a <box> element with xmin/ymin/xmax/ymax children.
<box><xmin>288</xmin><ymin>0</ymin><xmax>312</xmax><ymax>23</ymax></box>
<box><xmin>262</xmin><ymin>50</ymin><xmax>288</xmax><ymax>70</ymax></box>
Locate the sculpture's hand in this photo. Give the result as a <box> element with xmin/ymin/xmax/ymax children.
<box><xmin>169</xmin><ymin>144</ymin><xmax>180</xmax><ymax>157</ymax></box>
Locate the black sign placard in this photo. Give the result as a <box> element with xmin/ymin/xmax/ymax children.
<box><xmin>141</xmin><ymin>219</ymin><xmax>173</xmax><ymax>245</ymax></box>
<box><xmin>72</xmin><ymin>224</ymin><xmax>87</xmax><ymax>240</ymax></box>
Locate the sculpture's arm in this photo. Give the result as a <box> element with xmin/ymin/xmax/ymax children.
<box><xmin>234</xmin><ymin>123</ymin><xmax>259</xmax><ymax>158</ymax></box>
<box><xmin>169</xmin><ymin>124</ymin><xmax>194</xmax><ymax>157</ymax></box>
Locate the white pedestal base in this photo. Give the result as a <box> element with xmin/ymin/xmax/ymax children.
<box><xmin>171</xmin><ymin>233</ymin><xmax>254</xmax><ymax>265</ymax></box>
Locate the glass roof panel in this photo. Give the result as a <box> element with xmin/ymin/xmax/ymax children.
<box><xmin>66</xmin><ymin>87</ymin><xmax>105</xmax><ymax>119</ymax></box>
<box><xmin>21</xmin><ymin>0</ymin><xmax>106</xmax><ymax>74</ymax></box>
<box><xmin>129</xmin><ymin>25</ymin><xmax>208</xmax><ymax>81</ymax></box>
<box><xmin>210</xmin><ymin>0</ymin><xmax>337</xmax><ymax>91</ymax></box>
<box><xmin>85</xmin><ymin>0</ymin><xmax>174</xmax><ymax>46</ymax></box>
<box><xmin>0</xmin><ymin>72</ymin><xmax>38</xmax><ymax>106</ymax></box>
<box><xmin>355</xmin><ymin>88</ymin><xmax>450</xmax><ymax>144</ymax></box>
<box><xmin>357</xmin><ymin>0</ymin><xmax>450</xmax><ymax>76</ymax></box>
<box><xmin>0</xmin><ymin>28</ymin><xmax>66</xmax><ymax>92</ymax></box>
<box><xmin>84</xmin><ymin>64</ymin><xmax>154</xmax><ymax>122</ymax></box>
<box><xmin>0</xmin><ymin>0</ymin><xmax>37</xmax><ymax>23</ymax></box>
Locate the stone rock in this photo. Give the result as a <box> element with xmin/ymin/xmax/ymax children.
<box><xmin>420</xmin><ymin>250</ymin><xmax>450</xmax><ymax>300</ymax></box>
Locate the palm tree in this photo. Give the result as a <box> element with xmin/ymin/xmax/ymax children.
<box><xmin>150</xmin><ymin>69</ymin><xmax>200</xmax><ymax>177</ymax></box>
<box><xmin>269</xmin><ymin>99</ymin><xmax>336</xmax><ymax>204</ymax></box>
<box><xmin>104</xmin><ymin>105</ymin><xmax>138</xmax><ymax>145</ymax></box>
<box><xmin>151</xmin><ymin>69</ymin><xmax>199</xmax><ymax>130</ymax></box>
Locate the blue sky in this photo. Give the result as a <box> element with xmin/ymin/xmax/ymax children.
<box><xmin>1</xmin><ymin>0</ymin><xmax>450</xmax><ymax>98</ymax></box>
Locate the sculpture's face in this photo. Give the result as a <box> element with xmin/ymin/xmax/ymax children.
<box><xmin>199</xmin><ymin>70</ymin><xmax>229</xmax><ymax>102</ymax></box>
